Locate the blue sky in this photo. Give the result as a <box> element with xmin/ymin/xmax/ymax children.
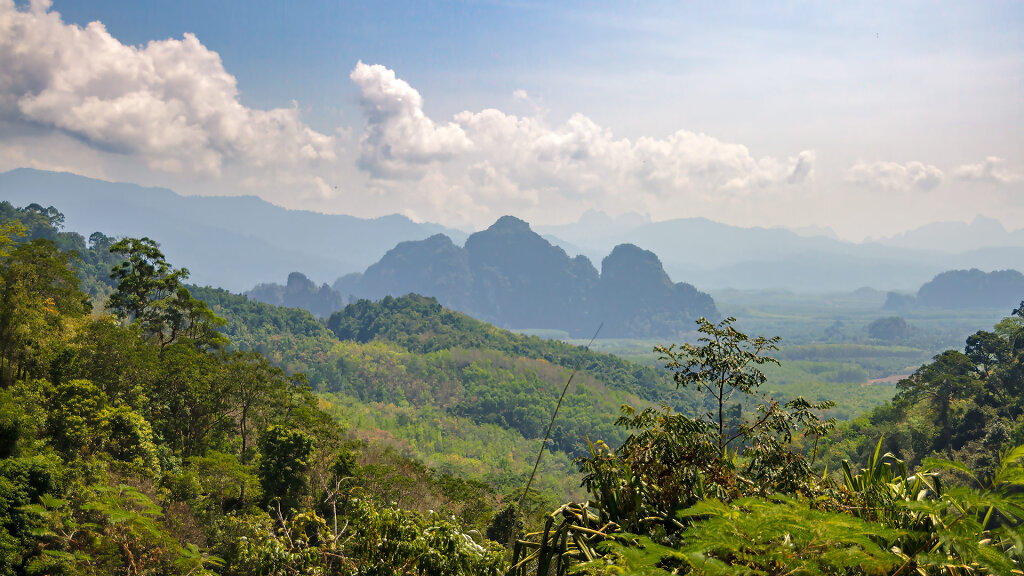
<box><xmin>1</xmin><ymin>0</ymin><xmax>1022</xmax><ymax>239</ymax></box>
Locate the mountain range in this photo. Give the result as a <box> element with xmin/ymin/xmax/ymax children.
<box><xmin>328</xmin><ymin>216</ymin><xmax>718</xmax><ymax>338</ymax></box>
<box><xmin>535</xmin><ymin>212</ymin><xmax>1024</xmax><ymax>292</ymax></box>
<box><xmin>3</xmin><ymin>168</ymin><xmax>1024</xmax><ymax>294</ymax></box>
<box><xmin>885</xmin><ymin>269</ymin><xmax>1024</xmax><ymax>311</ymax></box>
<box><xmin>0</xmin><ymin>168</ymin><xmax>464</xmax><ymax>291</ymax></box>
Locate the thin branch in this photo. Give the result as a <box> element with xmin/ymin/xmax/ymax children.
<box><xmin>514</xmin><ymin>323</ymin><xmax>602</xmax><ymax>546</ymax></box>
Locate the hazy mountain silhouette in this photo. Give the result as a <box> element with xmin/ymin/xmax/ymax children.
<box><xmin>333</xmin><ymin>216</ymin><xmax>717</xmax><ymax>337</ymax></box>
<box><xmin>875</xmin><ymin>216</ymin><xmax>1024</xmax><ymax>253</ymax></box>
<box><xmin>6</xmin><ymin>169</ymin><xmax>1024</xmax><ymax>294</ymax></box>
<box><xmin>885</xmin><ymin>269</ymin><xmax>1024</xmax><ymax>311</ymax></box>
<box><xmin>0</xmin><ymin>168</ymin><xmax>466</xmax><ymax>291</ymax></box>
<box><xmin>247</xmin><ymin>272</ymin><xmax>344</xmax><ymax>318</ymax></box>
<box><xmin>536</xmin><ymin>211</ymin><xmax>1024</xmax><ymax>292</ymax></box>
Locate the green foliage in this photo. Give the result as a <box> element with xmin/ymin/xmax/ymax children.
<box><xmin>869</xmin><ymin>316</ymin><xmax>915</xmax><ymax>342</ymax></box>
<box><xmin>46</xmin><ymin>378</ymin><xmax>108</xmax><ymax>457</ymax></box>
<box><xmin>583</xmin><ymin>407</ymin><xmax>725</xmax><ymax>532</ymax></box>
<box><xmin>108</xmin><ymin>237</ymin><xmax>226</xmax><ymax>350</ymax></box>
<box><xmin>657</xmin><ymin>316</ymin><xmax>782</xmax><ymax>456</ymax></box>
<box><xmin>529</xmin><ymin>426</ymin><xmax>1024</xmax><ymax>576</ymax></box>
<box><xmin>224</xmin><ymin>350</ymin><xmax>297</xmax><ymax>459</ymax></box>
<box><xmin>149</xmin><ymin>342</ymin><xmax>234</xmax><ymax>456</ymax></box>
<box><xmin>20</xmin><ymin>481</ymin><xmax>220</xmax><ymax>576</ymax></box>
<box><xmin>107</xmin><ymin>237</ymin><xmax>188</xmax><ymax>323</ymax></box>
<box><xmin>102</xmin><ymin>404</ymin><xmax>161</xmax><ymax>473</ymax></box>
<box><xmin>486</xmin><ymin>502</ymin><xmax>525</xmax><ymax>546</ymax></box>
<box><xmin>0</xmin><ymin>208</ymin><xmax>512</xmax><ymax>576</ymax></box>
<box><xmin>826</xmin><ymin>306</ymin><xmax>1024</xmax><ymax>476</ymax></box>
<box><xmin>257</xmin><ymin>425</ymin><xmax>313</xmax><ymax>513</ymax></box>
<box><xmin>674</xmin><ymin>496</ymin><xmax>902</xmax><ymax>575</ymax></box>
<box><xmin>231</xmin><ymin>499</ymin><xmax>507</xmax><ymax>576</ymax></box>
<box><xmin>568</xmin><ymin>534</ymin><xmax>681</xmax><ymax>576</ymax></box>
<box><xmin>326</xmin><ymin>294</ymin><xmax>681</xmax><ymax>405</ymax></box>
<box><xmin>0</xmin><ymin>236</ymin><xmax>90</xmax><ymax>386</ymax></box>
<box><xmin>188</xmin><ymin>450</ymin><xmax>263</xmax><ymax>511</ymax></box>
<box><xmin>320</xmin><ymin>393</ymin><xmax>581</xmax><ymax>508</ymax></box>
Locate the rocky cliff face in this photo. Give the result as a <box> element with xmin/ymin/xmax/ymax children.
<box><xmin>359</xmin><ymin>234</ymin><xmax>475</xmax><ymax>310</ymax></box>
<box><xmin>330</xmin><ymin>216</ymin><xmax>717</xmax><ymax>337</ymax></box>
<box><xmin>248</xmin><ymin>272</ymin><xmax>344</xmax><ymax>317</ymax></box>
<box><xmin>598</xmin><ymin>244</ymin><xmax>716</xmax><ymax>337</ymax></box>
<box><xmin>463</xmin><ymin>216</ymin><xmax>598</xmax><ymax>332</ymax></box>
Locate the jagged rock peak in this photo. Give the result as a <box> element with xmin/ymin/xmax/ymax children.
<box><xmin>601</xmin><ymin>244</ymin><xmax>670</xmax><ymax>281</ymax></box>
<box><xmin>487</xmin><ymin>215</ymin><xmax>532</xmax><ymax>233</ymax></box>
<box><xmin>413</xmin><ymin>233</ymin><xmax>456</xmax><ymax>247</ymax></box>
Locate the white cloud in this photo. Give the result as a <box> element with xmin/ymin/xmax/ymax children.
<box><xmin>351</xmin><ymin>63</ymin><xmax>815</xmax><ymax>223</ymax></box>
<box><xmin>0</xmin><ymin>0</ymin><xmax>823</xmax><ymax>230</ymax></box>
<box><xmin>0</xmin><ymin>0</ymin><xmax>337</xmax><ymax>180</ymax></box>
<box><xmin>846</xmin><ymin>160</ymin><xmax>944</xmax><ymax>191</ymax></box>
<box><xmin>953</xmin><ymin>157</ymin><xmax>1022</xmax><ymax>184</ymax></box>
<box><xmin>350</xmin><ymin>62</ymin><xmax>471</xmax><ymax>178</ymax></box>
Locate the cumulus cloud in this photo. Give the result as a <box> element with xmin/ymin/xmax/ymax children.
<box><xmin>350</xmin><ymin>62</ymin><xmax>470</xmax><ymax>178</ymax></box>
<box><xmin>351</xmin><ymin>63</ymin><xmax>814</xmax><ymax>221</ymax></box>
<box><xmin>0</xmin><ymin>0</ymin><xmax>337</xmax><ymax>179</ymax></box>
<box><xmin>953</xmin><ymin>157</ymin><xmax>1022</xmax><ymax>184</ymax></box>
<box><xmin>846</xmin><ymin>160</ymin><xmax>944</xmax><ymax>191</ymax></box>
<box><xmin>0</xmin><ymin>1</ymin><xmax>821</xmax><ymax>229</ymax></box>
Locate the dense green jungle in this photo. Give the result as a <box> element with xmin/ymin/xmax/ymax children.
<box><xmin>2</xmin><ymin>200</ymin><xmax>1024</xmax><ymax>575</ymax></box>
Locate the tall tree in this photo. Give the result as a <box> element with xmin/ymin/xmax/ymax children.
<box><xmin>895</xmin><ymin>350</ymin><xmax>981</xmax><ymax>450</ymax></box>
<box><xmin>657</xmin><ymin>316</ymin><xmax>781</xmax><ymax>456</ymax></box>
<box><xmin>225</xmin><ymin>351</ymin><xmax>291</xmax><ymax>460</ymax></box>
<box><xmin>257</xmin><ymin>424</ymin><xmax>313</xmax><ymax>513</ymax></box>
<box><xmin>0</xmin><ymin>238</ymin><xmax>89</xmax><ymax>386</ymax></box>
<box><xmin>107</xmin><ymin>237</ymin><xmax>224</xmax><ymax>350</ymax></box>
<box><xmin>107</xmin><ymin>237</ymin><xmax>187</xmax><ymax>325</ymax></box>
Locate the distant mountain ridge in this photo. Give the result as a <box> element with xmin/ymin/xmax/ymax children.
<box><xmin>536</xmin><ymin>211</ymin><xmax>1024</xmax><ymax>292</ymax></box>
<box><xmin>874</xmin><ymin>216</ymin><xmax>1024</xmax><ymax>253</ymax></box>
<box><xmin>248</xmin><ymin>272</ymin><xmax>344</xmax><ymax>318</ymax></box>
<box><xmin>0</xmin><ymin>168</ymin><xmax>466</xmax><ymax>291</ymax></box>
<box><xmin>885</xmin><ymin>268</ymin><xmax>1024</xmax><ymax>311</ymax></box>
<box><xmin>5</xmin><ymin>168</ymin><xmax>1024</xmax><ymax>294</ymax></box>
<box><xmin>329</xmin><ymin>216</ymin><xmax>718</xmax><ymax>338</ymax></box>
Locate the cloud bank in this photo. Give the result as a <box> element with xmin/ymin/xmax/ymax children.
<box><xmin>349</xmin><ymin>62</ymin><xmax>815</xmax><ymax>223</ymax></box>
<box><xmin>846</xmin><ymin>161</ymin><xmax>944</xmax><ymax>192</ymax></box>
<box><xmin>0</xmin><ymin>0</ymin><xmax>337</xmax><ymax>186</ymax></box>
<box><xmin>0</xmin><ymin>1</ymin><xmax>842</xmax><ymax>228</ymax></box>
<box><xmin>953</xmin><ymin>157</ymin><xmax>1022</xmax><ymax>184</ymax></box>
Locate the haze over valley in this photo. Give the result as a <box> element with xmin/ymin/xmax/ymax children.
<box><xmin>3</xmin><ymin>168</ymin><xmax>1023</xmax><ymax>297</ymax></box>
<box><xmin>2</xmin><ymin>2</ymin><xmax>1023</xmax><ymax>574</ymax></box>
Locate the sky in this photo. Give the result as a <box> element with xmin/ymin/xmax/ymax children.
<box><xmin>0</xmin><ymin>0</ymin><xmax>1021</xmax><ymax>240</ymax></box>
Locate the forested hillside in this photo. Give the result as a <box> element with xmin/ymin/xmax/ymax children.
<box><xmin>2</xmin><ymin>200</ymin><xmax>1023</xmax><ymax>575</ymax></box>
<box><xmin>192</xmin><ymin>287</ymin><xmax>692</xmax><ymax>498</ymax></box>
<box><xmin>824</xmin><ymin>305</ymin><xmax>1024</xmax><ymax>474</ymax></box>
<box><xmin>0</xmin><ymin>210</ymin><xmax>515</xmax><ymax>574</ymax></box>
<box><xmin>885</xmin><ymin>268</ymin><xmax>1024</xmax><ymax>311</ymax></box>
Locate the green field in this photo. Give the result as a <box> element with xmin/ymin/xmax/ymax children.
<box><xmin>566</xmin><ymin>289</ymin><xmax>1011</xmax><ymax>420</ymax></box>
